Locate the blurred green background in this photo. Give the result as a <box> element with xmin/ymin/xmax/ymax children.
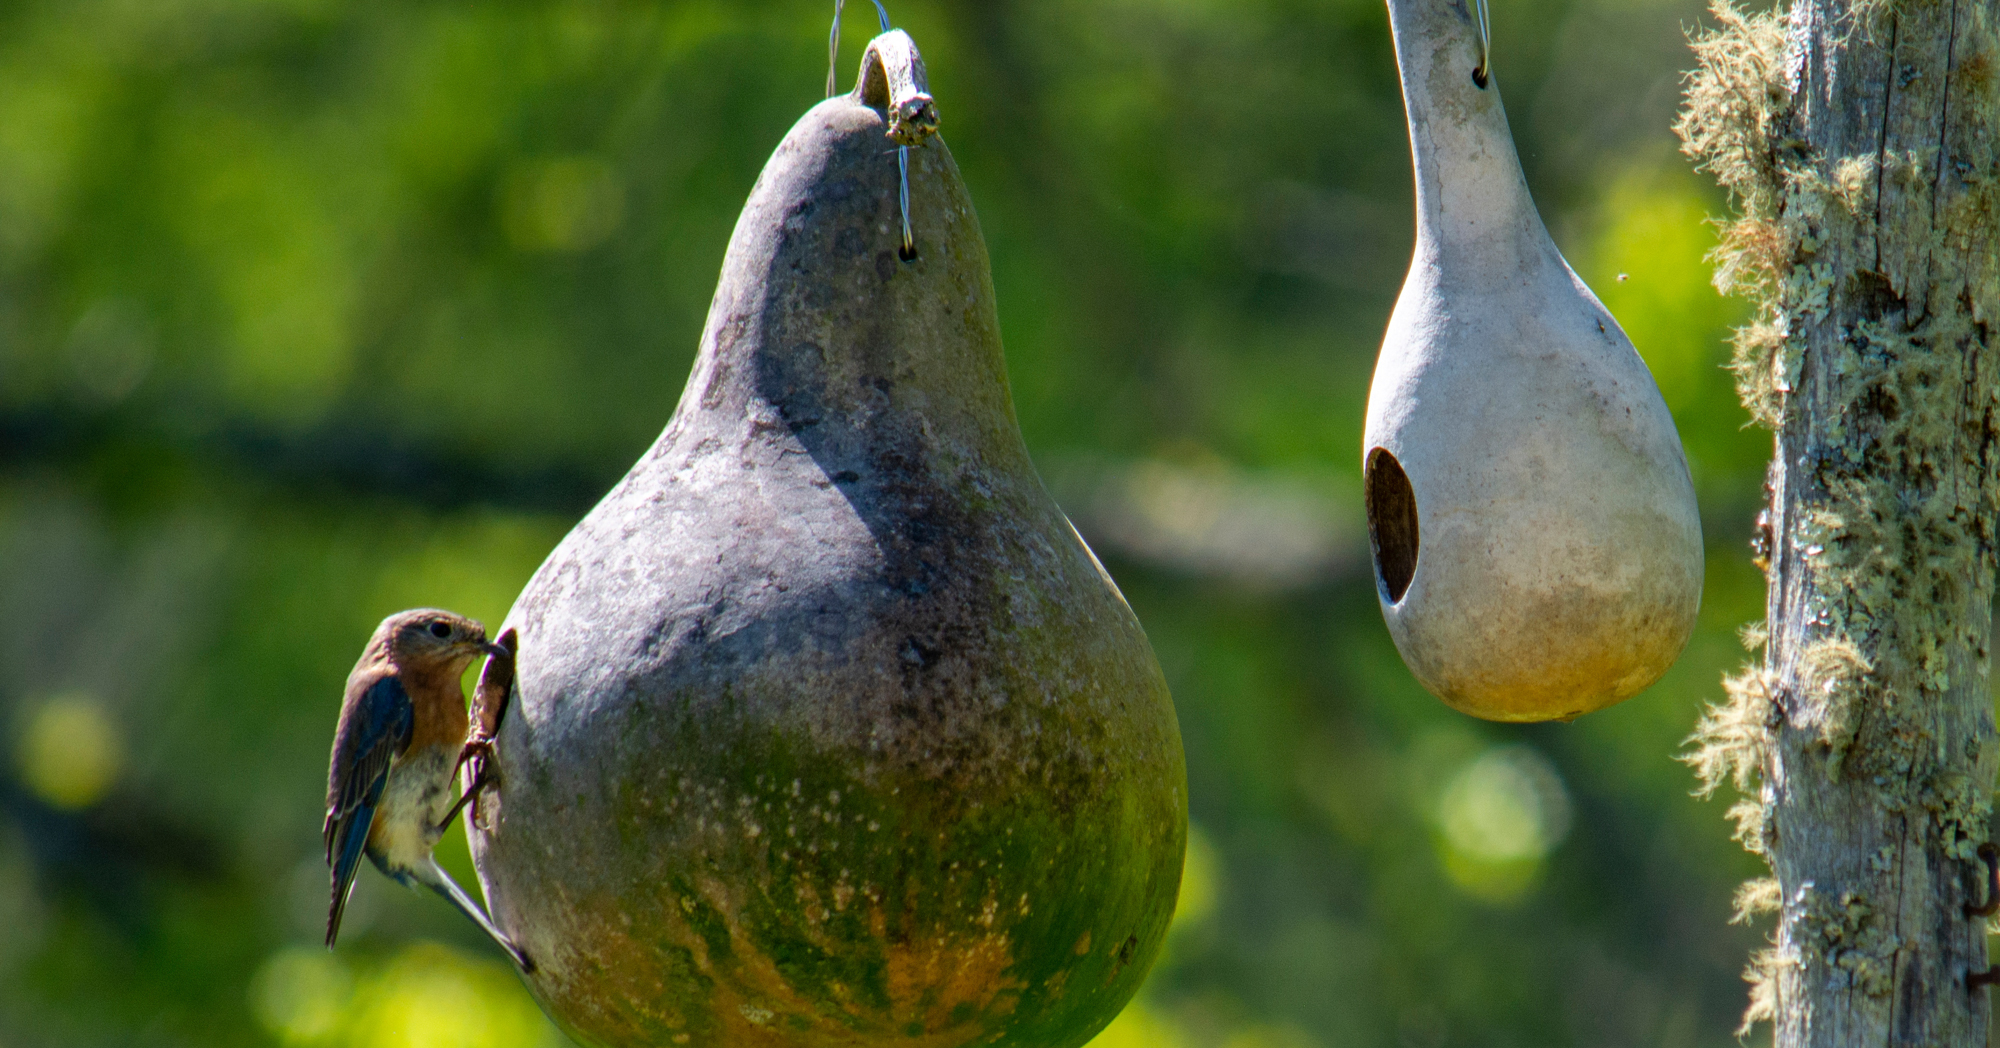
<box><xmin>0</xmin><ymin>0</ymin><xmax>1778</xmax><ymax>1045</ymax></box>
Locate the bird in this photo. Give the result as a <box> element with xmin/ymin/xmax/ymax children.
<box><xmin>323</xmin><ymin>608</ymin><xmax>533</xmax><ymax>972</ymax></box>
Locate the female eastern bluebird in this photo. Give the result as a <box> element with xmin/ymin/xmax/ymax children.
<box><xmin>323</xmin><ymin>608</ymin><xmax>533</xmax><ymax>972</ymax></box>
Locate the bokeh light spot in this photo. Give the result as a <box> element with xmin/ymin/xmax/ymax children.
<box><xmin>499</xmin><ymin>156</ymin><xmax>626</xmax><ymax>253</ymax></box>
<box><xmin>1436</xmin><ymin>744</ymin><xmax>1572</xmax><ymax>862</ymax></box>
<box><xmin>1433</xmin><ymin>745</ymin><xmax>1572</xmax><ymax>902</ymax></box>
<box><xmin>365</xmin><ymin>963</ymin><xmax>488</xmax><ymax>1048</ymax></box>
<box><xmin>64</xmin><ymin>298</ymin><xmax>156</xmax><ymax>405</ymax></box>
<box><xmin>251</xmin><ymin>947</ymin><xmax>353</xmax><ymax>1043</ymax></box>
<box><xmin>350</xmin><ymin>943</ymin><xmax>555</xmax><ymax>1048</ymax></box>
<box><xmin>19</xmin><ymin>693</ymin><xmax>124</xmax><ymax>810</ymax></box>
<box><xmin>1086</xmin><ymin>1002</ymin><xmax>1188</xmax><ymax>1048</ymax></box>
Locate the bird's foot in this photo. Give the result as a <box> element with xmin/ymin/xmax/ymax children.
<box><xmin>439</xmin><ymin>764</ymin><xmax>497</xmax><ymax>832</ymax></box>
<box><xmin>452</xmin><ymin>733</ymin><xmax>496</xmax><ymax>780</ymax></box>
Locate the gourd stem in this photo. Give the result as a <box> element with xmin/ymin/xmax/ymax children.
<box><xmin>1383</xmin><ymin>0</ymin><xmax>1535</xmax><ymax>261</ymax></box>
<box><xmin>856</xmin><ymin>30</ymin><xmax>935</xmax><ymax>260</ymax></box>
<box><xmin>857</xmin><ymin>31</ymin><xmax>937</xmax><ymax>146</ymax></box>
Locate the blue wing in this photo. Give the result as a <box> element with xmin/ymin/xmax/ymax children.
<box><xmin>323</xmin><ymin>672</ymin><xmax>413</xmax><ymax>947</ymax></box>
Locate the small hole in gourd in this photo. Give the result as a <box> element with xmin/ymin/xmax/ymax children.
<box><xmin>899</xmin><ymin>242</ymin><xmax>918</xmax><ymax>262</ymax></box>
<box><xmin>1365</xmin><ymin>447</ymin><xmax>1419</xmax><ymax>603</ymax></box>
<box><xmin>1471</xmin><ymin>66</ymin><xmax>1489</xmax><ymax>89</ymax></box>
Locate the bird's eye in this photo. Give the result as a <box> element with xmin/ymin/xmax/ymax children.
<box><xmin>428</xmin><ymin>621</ymin><xmax>453</xmax><ymax>639</ymax></box>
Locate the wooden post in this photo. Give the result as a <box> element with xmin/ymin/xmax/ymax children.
<box><xmin>1680</xmin><ymin>0</ymin><xmax>2000</xmax><ymax>1042</ymax></box>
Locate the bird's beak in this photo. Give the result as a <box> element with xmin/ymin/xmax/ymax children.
<box><xmin>482</xmin><ymin>642</ymin><xmax>512</xmax><ymax>658</ymax></box>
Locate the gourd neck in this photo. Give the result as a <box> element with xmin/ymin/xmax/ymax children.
<box><xmin>1386</xmin><ymin>0</ymin><xmax>1541</xmax><ymax>262</ymax></box>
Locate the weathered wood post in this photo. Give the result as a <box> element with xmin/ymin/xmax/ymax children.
<box><xmin>1680</xmin><ymin>0</ymin><xmax>2000</xmax><ymax>1042</ymax></box>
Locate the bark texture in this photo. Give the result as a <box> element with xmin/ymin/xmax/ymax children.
<box><xmin>1680</xmin><ymin>0</ymin><xmax>2000</xmax><ymax>1042</ymax></box>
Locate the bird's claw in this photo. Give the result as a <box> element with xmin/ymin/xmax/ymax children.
<box><xmin>439</xmin><ymin>768</ymin><xmax>493</xmax><ymax>831</ymax></box>
<box><xmin>446</xmin><ymin>628</ymin><xmax>519</xmax><ymax>831</ymax></box>
<box><xmin>443</xmin><ymin>735</ymin><xmax>507</xmax><ymax>831</ymax></box>
<box><xmin>453</xmin><ymin>733</ymin><xmax>496</xmax><ymax>779</ymax></box>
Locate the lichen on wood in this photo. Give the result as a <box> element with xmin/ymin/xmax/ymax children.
<box><xmin>1677</xmin><ymin>0</ymin><xmax>2000</xmax><ymax>1041</ymax></box>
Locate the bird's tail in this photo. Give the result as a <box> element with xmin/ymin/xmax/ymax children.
<box><xmin>325</xmin><ymin>805</ymin><xmax>373</xmax><ymax>948</ymax></box>
<box><xmin>418</xmin><ymin>858</ymin><xmax>536</xmax><ymax>974</ymax></box>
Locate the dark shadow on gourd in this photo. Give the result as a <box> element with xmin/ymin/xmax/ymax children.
<box><xmin>730</xmin><ymin>93</ymin><xmax>1038</xmax><ymax>743</ymax></box>
<box><xmin>561</xmin><ymin>66</ymin><xmax>1099</xmax><ymax>799</ymax></box>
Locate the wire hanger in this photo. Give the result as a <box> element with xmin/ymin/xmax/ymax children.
<box><xmin>1472</xmin><ymin>0</ymin><xmax>1492</xmax><ymax>87</ymax></box>
<box><xmin>828</xmin><ymin>1</ymin><xmax>916</xmax><ymax>259</ymax></box>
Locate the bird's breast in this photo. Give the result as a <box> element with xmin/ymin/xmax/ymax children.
<box><xmin>367</xmin><ymin>745</ymin><xmax>458</xmax><ymax>872</ymax></box>
<box><xmin>406</xmin><ymin>677</ymin><xmax>471</xmax><ymax>753</ymax></box>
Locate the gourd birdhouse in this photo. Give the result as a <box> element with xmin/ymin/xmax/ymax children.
<box><xmin>466</xmin><ymin>31</ymin><xmax>1187</xmax><ymax>1048</ymax></box>
<box><xmin>1361</xmin><ymin>0</ymin><xmax>1703</xmax><ymax>722</ymax></box>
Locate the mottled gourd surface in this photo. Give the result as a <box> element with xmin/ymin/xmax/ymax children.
<box><xmin>468</xmin><ymin>85</ymin><xmax>1187</xmax><ymax>1048</ymax></box>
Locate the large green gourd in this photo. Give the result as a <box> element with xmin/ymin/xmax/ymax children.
<box><xmin>468</xmin><ymin>32</ymin><xmax>1187</xmax><ymax>1048</ymax></box>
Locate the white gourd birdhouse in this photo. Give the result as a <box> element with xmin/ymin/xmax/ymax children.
<box><xmin>1362</xmin><ymin>0</ymin><xmax>1703</xmax><ymax>722</ymax></box>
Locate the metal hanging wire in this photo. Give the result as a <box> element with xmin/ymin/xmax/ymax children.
<box><xmin>1471</xmin><ymin>0</ymin><xmax>1492</xmax><ymax>86</ymax></box>
<box><xmin>826</xmin><ymin>0</ymin><xmax>846</xmax><ymax>98</ymax></box>
<box><xmin>828</xmin><ymin>1</ymin><xmax>916</xmax><ymax>259</ymax></box>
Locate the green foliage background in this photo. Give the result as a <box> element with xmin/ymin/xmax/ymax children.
<box><xmin>0</xmin><ymin>0</ymin><xmax>1779</xmax><ymax>1045</ymax></box>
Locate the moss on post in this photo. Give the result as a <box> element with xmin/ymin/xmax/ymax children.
<box><xmin>1679</xmin><ymin>0</ymin><xmax>2000</xmax><ymax>1042</ymax></box>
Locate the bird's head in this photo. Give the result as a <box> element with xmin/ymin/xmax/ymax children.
<box><xmin>373</xmin><ymin>609</ymin><xmax>508</xmax><ymax>672</ymax></box>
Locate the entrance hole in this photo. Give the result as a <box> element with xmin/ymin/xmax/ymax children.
<box><xmin>1365</xmin><ymin>447</ymin><xmax>1420</xmax><ymax>603</ymax></box>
